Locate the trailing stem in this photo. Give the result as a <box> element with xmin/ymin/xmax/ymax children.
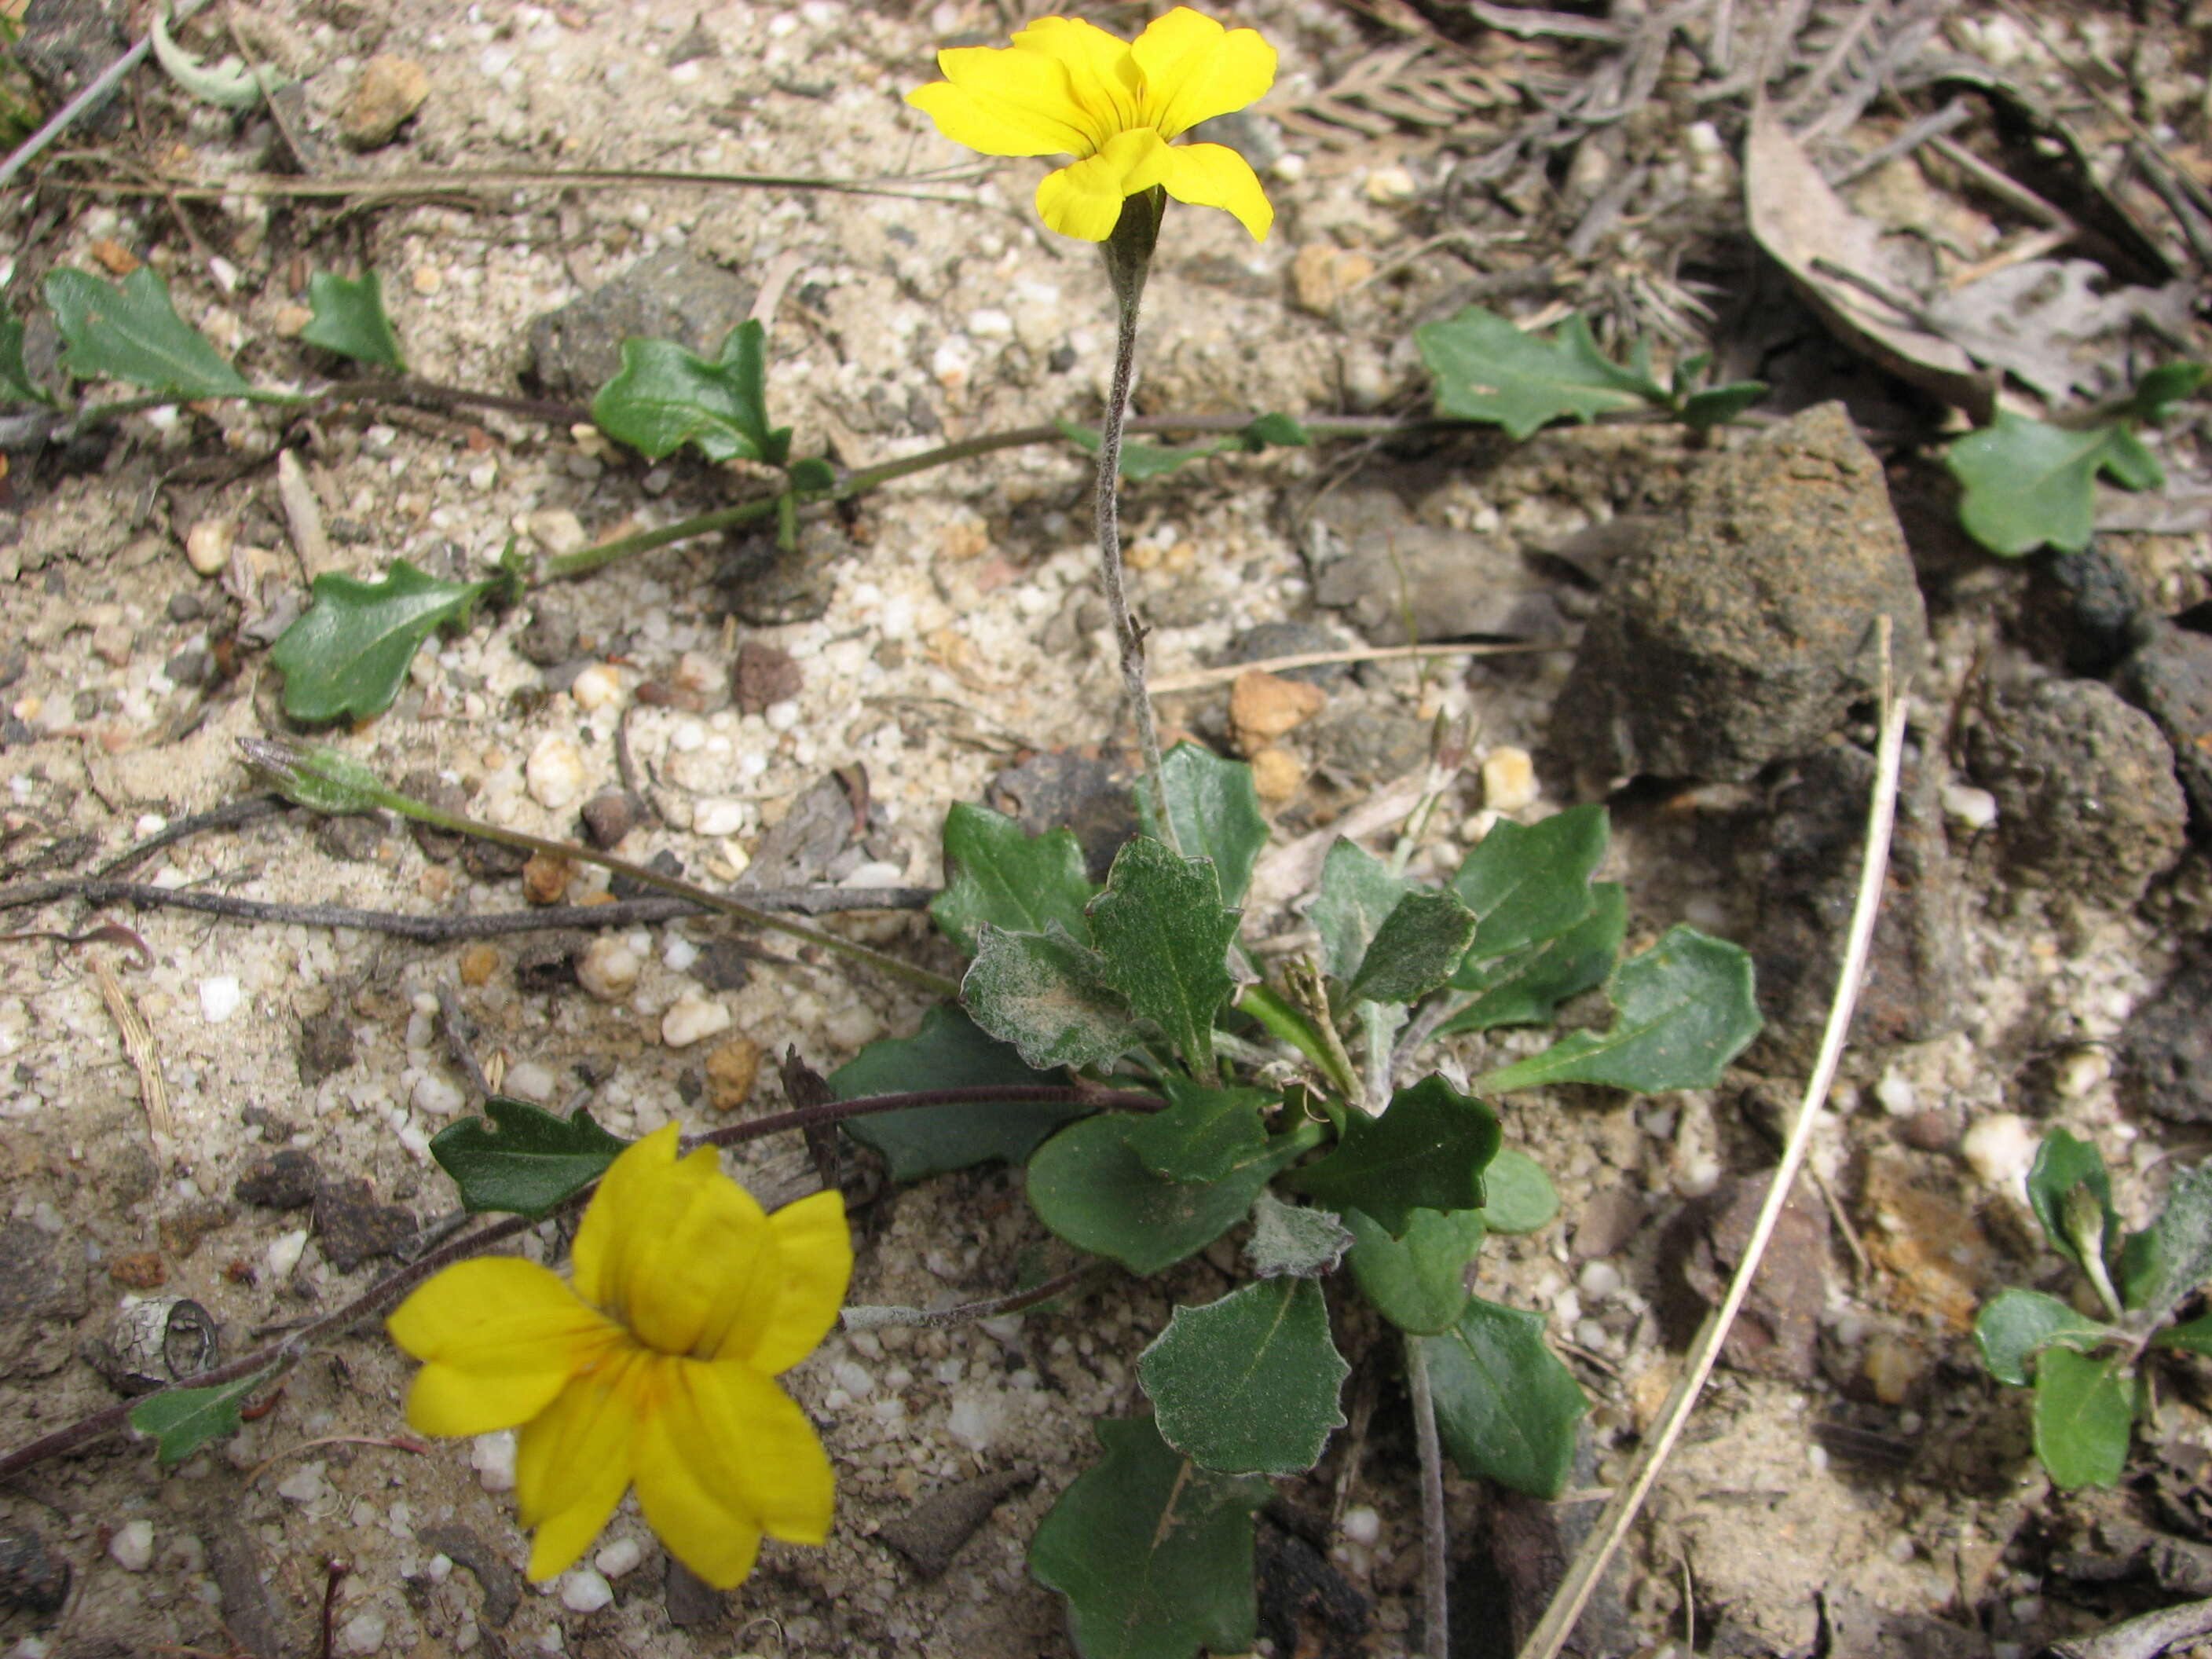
<box><xmin>1097</xmin><ymin>192</ymin><xmax>1180</xmax><ymax>851</ymax></box>
<box><xmin>1407</xmin><ymin>1335</ymin><xmax>1451</xmax><ymax>1658</ymax></box>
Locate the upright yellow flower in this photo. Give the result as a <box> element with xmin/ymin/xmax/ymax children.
<box><xmin>907</xmin><ymin>6</ymin><xmax>1277</xmax><ymax>242</ymax></box>
<box><xmin>387</xmin><ymin>1126</ymin><xmax>851</xmax><ymax>1588</ymax></box>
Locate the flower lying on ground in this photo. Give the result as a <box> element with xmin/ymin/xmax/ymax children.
<box><xmin>907</xmin><ymin>5</ymin><xmax>1276</xmax><ymax>242</ymax></box>
<box><xmin>387</xmin><ymin>1125</ymin><xmax>851</xmax><ymax>1587</ymax></box>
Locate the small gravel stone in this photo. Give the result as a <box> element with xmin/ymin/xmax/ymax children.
<box><xmin>458</xmin><ymin>943</ymin><xmax>501</xmax><ymax>987</ymax></box>
<box><xmin>558</xmin><ymin>1568</ymin><xmax>613</xmax><ymax>1613</ymax></box>
<box><xmin>515</xmin><ymin>605</ymin><xmax>579</xmax><ymax>668</ymax></box>
<box><xmin>296</xmin><ymin>1009</ymin><xmax>357</xmax><ymax>1085</ymax></box>
<box><xmin>705</xmin><ymin>1036</ymin><xmax>761</xmax><ymax>1111</ymax></box>
<box><xmin>312</xmin><ymin>1178</ymin><xmax>414</xmax><ymax>1272</ymax></box>
<box><xmin>1229</xmin><ymin>668</ymin><xmax>1325</xmax><ymax>755</ymax></box>
<box><xmin>236</xmin><ymin>1150</ymin><xmax>321</xmax><ymax>1210</ymax></box>
<box><xmin>1481</xmin><ymin>746</ymin><xmax>1540</xmax><ymax>812</ymax></box>
<box><xmin>526</xmin><ymin>735</ymin><xmax>586</xmax><ymax>811</ymax></box>
<box><xmin>734</xmin><ymin>639</ymin><xmax>804</xmax><ymax>715</ymax></box>
<box><xmin>412</xmin><ymin>1074</ymin><xmax>466</xmax><ymax>1117</ymax></box>
<box><xmin>185</xmin><ymin>519</ymin><xmax>233</xmax><ymax>576</ymax></box>
<box><xmin>1940</xmin><ymin>784</ymin><xmax>1998</xmax><ymax>830</ymax></box>
<box><xmin>570</xmin><ymin>663</ymin><xmax>621</xmax><ymax>711</ymax></box>
<box><xmin>1250</xmin><ymin>745</ymin><xmax>1303</xmax><ymax>803</ymax></box>
<box><xmin>107</xmin><ymin>1519</ymin><xmax>153</xmax><ymax>1573</ymax></box>
<box><xmin>336</xmin><ymin>1608</ymin><xmax>388</xmax><ymax>1654</ymax></box>
<box><xmin>521</xmin><ymin>850</ymin><xmax>574</xmax><ymax>905</ymax></box>
<box><xmin>340</xmin><ymin>54</ymin><xmax>428</xmax><ymax>150</ymax></box>
<box><xmin>266</xmin><ymin>1229</ymin><xmax>308</xmax><ymax>1280</ymax></box>
<box><xmin>694</xmin><ymin>798</ymin><xmax>748</xmax><ymax>837</ymax></box>
<box><xmin>274</xmin><ymin>1463</ymin><xmax>328</xmax><ymax>1503</ymax></box>
<box><xmin>594</xmin><ymin>1538</ymin><xmax>645</xmax><ymax>1580</ymax></box>
<box><xmin>0</xmin><ymin>1526</ymin><xmax>71</xmax><ymax>1614</ymax></box>
<box><xmin>471</xmin><ymin>1431</ymin><xmax>517</xmax><ymax>1492</ymax></box>
<box><xmin>661</xmin><ymin>991</ymin><xmax>732</xmax><ymax>1048</ymax></box>
<box><xmin>579</xmin><ymin>790</ymin><xmax>643</xmax><ymax>848</ymax></box>
<box><xmin>1961</xmin><ymin>1112</ymin><xmax>2038</xmax><ymax>1190</ymax></box>
<box><xmin>575</xmin><ymin>938</ymin><xmax>642</xmax><ymax>1002</ymax></box>
<box><xmin>199</xmin><ymin>976</ymin><xmax>242</xmax><ymax>1024</ymax></box>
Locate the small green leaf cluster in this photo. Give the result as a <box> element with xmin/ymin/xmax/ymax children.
<box><xmin>1974</xmin><ymin>1129</ymin><xmax>2212</xmax><ymax>1489</ymax></box>
<box><xmin>1414</xmin><ymin>306</ymin><xmax>1768</xmax><ymax>439</ymax></box>
<box><xmin>838</xmin><ymin>745</ymin><xmax>1760</xmax><ymax>1657</ymax></box>
<box><xmin>1946</xmin><ymin>364</ymin><xmax>2206</xmax><ymax>556</ymax></box>
<box><xmin>1056</xmin><ymin>412</ymin><xmax>1311</xmax><ymax>478</ymax></box>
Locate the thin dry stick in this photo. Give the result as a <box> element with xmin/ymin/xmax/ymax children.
<box><xmin>94</xmin><ymin>958</ymin><xmax>172</xmax><ymax>1141</ymax></box>
<box><xmin>1149</xmin><ymin>639</ymin><xmax>1565</xmax><ymax>694</ymax></box>
<box><xmin>1407</xmin><ymin>1335</ymin><xmax>1451</xmax><ymax>1659</ymax></box>
<box><xmin>1515</xmin><ymin>628</ymin><xmax>1910</xmax><ymax>1659</ymax></box>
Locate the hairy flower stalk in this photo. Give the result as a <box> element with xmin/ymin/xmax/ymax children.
<box><xmin>907</xmin><ymin>6</ymin><xmax>1276</xmax><ymax>833</ymax></box>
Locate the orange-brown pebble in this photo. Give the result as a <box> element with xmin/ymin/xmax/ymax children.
<box><xmin>108</xmin><ymin>1251</ymin><xmax>167</xmax><ymax>1291</ymax></box>
<box><xmin>521</xmin><ymin>851</ymin><xmax>574</xmax><ymax>906</ymax></box>
<box><xmin>456</xmin><ymin>943</ymin><xmax>501</xmax><ymax>987</ymax></box>
<box><xmin>705</xmin><ymin>1036</ymin><xmax>763</xmax><ymax>1112</ymax></box>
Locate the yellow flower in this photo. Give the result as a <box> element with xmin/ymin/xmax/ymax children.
<box><xmin>907</xmin><ymin>6</ymin><xmax>1276</xmax><ymax>243</ymax></box>
<box><xmin>386</xmin><ymin>1126</ymin><xmax>851</xmax><ymax>1588</ymax></box>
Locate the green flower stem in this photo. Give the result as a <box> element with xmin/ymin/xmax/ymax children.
<box><xmin>244</xmin><ymin>738</ymin><xmax>958</xmax><ymax>998</ymax></box>
<box><xmin>1236</xmin><ymin>982</ymin><xmax>1358</xmax><ymax>1099</ymax></box>
<box><xmin>0</xmin><ymin>1079</ymin><xmax>1155</xmax><ymax>1486</ymax></box>
<box><xmin>1097</xmin><ymin>192</ymin><xmax>1177</xmax><ymax>849</ymax></box>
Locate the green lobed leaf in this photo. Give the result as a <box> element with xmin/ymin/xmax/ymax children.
<box><xmin>1678</xmin><ymin>380</ymin><xmax>1767</xmax><ymax>433</ymax></box>
<box><xmin>1423</xmin><ymin>1295</ymin><xmax>1588</xmax><ymax>1497</ymax></box>
<box><xmin>2152</xmin><ymin>1311</ymin><xmax>2212</xmax><ymax>1357</ymax></box>
<box><xmin>1346</xmin><ymin>1205</ymin><xmax>1483</xmax><ymax>1335</ymax></box>
<box><xmin>1027</xmin><ymin>1113</ymin><xmax>1315</xmax><ymax>1277</ymax></box>
<box><xmin>1311</xmin><ymin>838</ymin><xmax>1408</xmax><ymax>984</ymax></box>
<box><xmin>962</xmin><ymin>924</ymin><xmax>1144</xmax><ymax>1071</ymax></box>
<box><xmin>1284</xmin><ymin>1073</ymin><xmax>1500</xmax><ymax>1237</ymax></box>
<box><xmin>130</xmin><ymin>1366</ymin><xmax>281</xmax><ymax>1467</ymax></box>
<box><xmin>1137</xmin><ymin>743</ymin><xmax>1268</xmax><ymax>909</ymax></box>
<box><xmin>1240</xmin><ymin>412</ymin><xmax>1310</xmax><ymax>448</ymax></box>
<box><xmin>2119</xmin><ymin>361</ymin><xmax>2207</xmax><ymax>424</ymax></box>
<box><xmin>1243</xmin><ymin>1192</ymin><xmax>1353</xmax><ymax>1278</ymax></box>
<box><xmin>786</xmin><ymin>455</ymin><xmax>837</xmax><ymax>493</ymax></box>
<box><xmin>1448</xmin><ymin>805</ymin><xmax>1607</xmax><ymax>976</ymax></box>
<box><xmin>270</xmin><ymin>561</ymin><xmax>501</xmax><ymax>723</ymax></box>
<box><xmin>831</xmin><ymin>1004</ymin><xmax>1087</xmax><ymax>1181</ymax></box>
<box><xmin>1089</xmin><ymin>837</ymin><xmax>1240</xmax><ymax>1079</ymax></box>
<box><xmin>1350</xmin><ymin>887</ymin><xmax>1479</xmax><ymax>1005</ymax></box>
<box><xmin>2119</xmin><ymin>1162</ymin><xmax>2212</xmax><ymax>1323</ymax></box>
<box><xmin>45</xmin><ymin>266</ymin><xmax>253</xmax><ymax>399</ymax></box>
<box><xmin>1029</xmin><ymin>1415</ymin><xmax>1270</xmax><ymax>1659</ymax></box>
<box><xmin>1124</xmin><ymin>1075</ymin><xmax>1269</xmax><ymax>1186</ymax></box>
<box><xmin>1974</xmin><ymin>1287</ymin><xmax>2115</xmax><ymax>1389</ymax></box>
<box><xmin>1416</xmin><ymin>307</ymin><xmax>1664</xmax><ymax>440</ymax></box>
<box><xmin>1471</xmin><ymin>925</ymin><xmax>1760</xmax><ymax>1096</ymax></box>
<box><xmin>1441</xmin><ymin>882</ymin><xmax>1624</xmax><ymax>1035</ymax></box>
<box><xmin>591</xmin><ymin>320</ymin><xmax>790</xmax><ymax>465</ymax></box>
<box><xmin>0</xmin><ymin>313</ymin><xmax>50</xmax><ymax>405</ymax></box>
<box><xmin>429</xmin><ymin>1096</ymin><xmax>630</xmax><ymax>1218</ymax></box>
<box><xmin>1946</xmin><ymin>412</ymin><xmax>2165</xmax><ymax>557</ymax></box>
<box><xmin>2031</xmin><ymin>1347</ymin><xmax>2139</xmax><ymax>1489</ymax></box>
<box><xmin>2024</xmin><ymin>1130</ymin><xmax>2119</xmax><ymax>1279</ymax></box>
<box><xmin>300</xmin><ymin>270</ymin><xmax>406</xmax><ymax>370</ymax></box>
<box><xmin>932</xmin><ymin>800</ymin><xmax>1097</xmax><ymax>957</ymax></box>
<box><xmin>1140</xmin><ymin>1277</ymin><xmax>1350</xmax><ymax>1476</ymax></box>
<box><xmin>1479</xmin><ymin>1148</ymin><xmax>1559</xmax><ymax>1235</ymax></box>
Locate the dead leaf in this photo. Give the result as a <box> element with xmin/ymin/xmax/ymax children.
<box><xmin>1925</xmin><ymin>258</ymin><xmax>2193</xmax><ymax>405</ymax></box>
<box><xmin>1745</xmin><ymin>106</ymin><xmax>1996</xmax><ymax>419</ymax></box>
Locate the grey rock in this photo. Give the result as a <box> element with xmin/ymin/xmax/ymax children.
<box><xmin>717</xmin><ymin>521</ymin><xmax>839</xmax><ymax>626</ymax></box>
<box><xmin>462</xmin><ymin>837</ymin><xmax>530</xmax><ymax>881</ymax></box>
<box><xmin>2116</xmin><ymin>621</ymin><xmax>2212</xmax><ymax>832</ymax></box>
<box><xmin>1306</xmin><ymin>706</ymin><xmax>1430</xmax><ymax>789</ymax></box>
<box><xmin>513</xmin><ymin>604</ymin><xmax>578</xmax><ymax>668</ymax></box>
<box><xmin>1966</xmin><ymin>676</ymin><xmax>2185</xmax><ymax>906</ymax></box>
<box><xmin>0</xmin><ymin>1218</ymin><xmax>88</xmax><ymax>1378</ymax></box>
<box><xmin>1549</xmin><ymin>402</ymin><xmax>1928</xmax><ymax>789</ymax></box>
<box><xmin>2031</xmin><ymin>542</ymin><xmax>2145</xmax><ymax>675</ymax></box>
<box><xmin>2119</xmin><ymin>945</ymin><xmax>2212</xmax><ymax>1124</ymax></box>
<box><xmin>313</xmin><ymin>813</ymin><xmax>386</xmax><ymax>863</ymax></box>
<box><xmin>163</xmin><ymin>648</ymin><xmax>212</xmax><ymax>687</ymax></box>
<box><xmin>401</xmin><ymin>770</ymin><xmax>467</xmax><ymax>862</ymax></box>
<box><xmin>0</xmin><ymin>1527</ymin><xmax>69</xmax><ymax>1617</ymax></box>
<box><xmin>988</xmin><ymin>749</ymin><xmax>1138</xmax><ymax>882</ymax></box>
<box><xmin>1752</xmin><ymin>742</ymin><xmax>1963</xmax><ymax>1064</ymax></box>
<box><xmin>295</xmin><ymin>1008</ymin><xmax>356</xmax><ymax>1085</ymax></box>
<box><xmin>685</xmin><ymin>939</ymin><xmax>753</xmax><ymax>993</ymax></box>
<box><xmin>1309</xmin><ymin>489</ymin><xmax>1566</xmax><ymax>644</ymax></box>
<box><xmin>235</xmin><ymin>1149</ymin><xmax>321</xmax><ymax>1210</ymax></box>
<box><xmin>877</xmin><ymin>1469</ymin><xmax>1035</xmax><ymax>1578</ymax></box>
<box><xmin>1219</xmin><ymin>620</ymin><xmax>1353</xmax><ymax>687</ymax></box>
<box><xmin>739</xmin><ymin>775</ymin><xmax>855</xmax><ymax>888</ymax></box>
<box><xmin>312</xmin><ymin>1178</ymin><xmax>414</xmax><ymax>1272</ymax></box>
<box><xmin>418</xmin><ymin>1524</ymin><xmax>521</xmax><ymax>1626</ymax></box>
<box><xmin>16</xmin><ymin>0</ymin><xmax>126</xmax><ymax>136</ymax></box>
<box><xmin>579</xmin><ymin>789</ymin><xmax>643</xmax><ymax>849</ymax></box>
<box><xmin>610</xmin><ymin>847</ymin><xmax>683</xmax><ymax>900</ymax></box>
<box><xmin>528</xmin><ymin>250</ymin><xmax>755</xmax><ymax>399</ymax></box>
<box><xmin>663</xmin><ymin>1555</ymin><xmax>724</xmax><ymax>1628</ymax></box>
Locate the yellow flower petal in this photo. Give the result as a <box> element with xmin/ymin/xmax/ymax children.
<box><xmin>515</xmin><ymin>1352</ymin><xmax>646</xmax><ymax>1580</ymax></box>
<box><xmin>716</xmin><ymin>1188</ymin><xmax>853</xmax><ymax>1374</ymax></box>
<box><xmin>386</xmin><ymin>1258</ymin><xmax>617</xmax><ymax>1437</ymax></box>
<box><xmin>1153</xmin><ymin>141</ymin><xmax>1274</xmax><ymax>241</ymax></box>
<box><xmin>1035</xmin><ymin>126</ymin><xmax>1174</xmax><ymax>242</ymax></box>
<box><xmin>909</xmin><ymin>37</ymin><xmax>1101</xmax><ymax>158</ymax></box>
<box><xmin>572</xmin><ymin>1128</ymin><xmax>781</xmax><ymax>1358</ymax></box>
<box><xmin>1012</xmin><ymin>16</ymin><xmax>1143</xmax><ymax>137</ymax></box>
<box><xmin>1132</xmin><ymin>7</ymin><xmax>1277</xmax><ymax>140</ymax></box>
<box><xmin>634</xmin><ymin>1359</ymin><xmax>833</xmax><ymax>1587</ymax></box>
